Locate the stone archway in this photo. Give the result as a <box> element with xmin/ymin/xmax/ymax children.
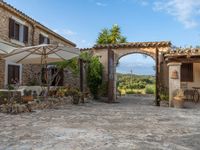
<box><xmin>82</xmin><ymin>41</ymin><xmax>171</xmax><ymax>104</ymax></box>
<box><xmin>114</xmin><ymin>51</ymin><xmax>156</xmax><ymax>101</ymax></box>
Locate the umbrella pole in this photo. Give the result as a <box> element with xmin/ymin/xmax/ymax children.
<box><xmin>46</xmin><ymin>62</ymin><xmax>50</xmax><ymax>98</ymax></box>
<box><xmin>44</xmin><ymin>52</ymin><xmax>50</xmax><ymax>99</ymax></box>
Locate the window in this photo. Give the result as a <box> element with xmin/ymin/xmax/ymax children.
<box><xmin>181</xmin><ymin>63</ymin><xmax>193</xmax><ymax>82</ymax></box>
<box><xmin>7</xmin><ymin>65</ymin><xmax>20</xmax><ymax>84</ymax></box>
<box><xmin>39</xmin><ymin>34</ymin><xmax>50</xmax><ymax>44</ymax></box>
<box><xmin>9</xmin><ymin>18</ymin><xmax>29</xmax><ymax>43</ymax></box>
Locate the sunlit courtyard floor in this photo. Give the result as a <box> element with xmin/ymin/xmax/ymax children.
<box><xmin>0</xmin><ymin>96</ymin><xmax>200</xmax><ymax>150</ymax></box>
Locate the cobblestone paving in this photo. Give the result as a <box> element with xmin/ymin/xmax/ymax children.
<box><xmin>0</xmin><ymin>96</ymin><xmax>200</xmax><ymax>150</ymax></box>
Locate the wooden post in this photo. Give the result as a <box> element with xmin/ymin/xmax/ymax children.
<box><xmin>155</xmin><ymin>48</ymin><xmax>160</xmax><ymax>106</ymax></box>
<box><xmin>79</xmin><ymin>58</ymin><xmax>84</xmax><ymax>103</ymax></box>
<box><xmin>108</xmin><ymin>48</ymin><xmax>115</xmax><ymax>103</ymax></box>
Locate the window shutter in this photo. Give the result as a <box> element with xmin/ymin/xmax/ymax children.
<box><xmin>39</xmin><ymin>34</ymin><xmax>44</xmax><ymax>44</ymax></box>
<box><xmin>23</xmin><ymin>25</ymin><xmax>29</xmax><ymax>43</ymax></box>
<box><xmin>8</xmin><ymin>65</ymin><xmax>13</xmax><ymax>84</ymax></box>
<box><xmin>181</xmin><ymin>63</ymin><xmax>193</xmax><ymax>82</ymax></box>
<box><xmin>9</xmin><ymin>18</ymin><xmax>15</xmax><ymax>38</ymax></box>
<box><xmin>14</xmin><ymin>23</ymin><xmax>20</xmax><ymax>41</ymax></box>
<box><xmin>188</xmin><ymin>63</ymin><xmax>193</xmax><ymax>82</ymax></box>
<box><xmin>47</xmin><ymin>38</ymin><xmax>50</xmax><ymax>44</ymax></box>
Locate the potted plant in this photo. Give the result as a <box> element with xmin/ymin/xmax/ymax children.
<box><xmin>22</xmin><ymin>90</ymin><xmax>33</xmax><ymax>103</ymax></box>
<box><xmin>173</xmin><ymin>89</ymin><xmax>186</xmax><ymax>108</ymax></box>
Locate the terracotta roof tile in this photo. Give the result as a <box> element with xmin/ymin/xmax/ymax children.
<box><xmin>164</xmin><ymin>48</ymin><xmax>200</xmax><ymax>58</ymax></box>
<box><xmin>81</xmin><ymin>41</ymin><xmax>171</xmax><ymax>51</ymax></box>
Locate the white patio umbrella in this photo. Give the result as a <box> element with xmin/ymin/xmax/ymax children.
<box><xmin>4</xmin><ymin>44</ymin><xmax>80</xmax><ymax>64</ymax></box>
<box><xmin>3</xmin><ymin>44</ymin><xmax>80</xmax><ymax>96</ymax></box>
<box><xmin>0</xmin><ymin>49</ymin><xmax>7</xmax><ymax>54</ymax></box>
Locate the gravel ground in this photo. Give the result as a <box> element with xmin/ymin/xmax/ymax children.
<box><xmin>0</xmin><ymin>96</ymin><xmax>200</xmax><ymax>150</ymax></box>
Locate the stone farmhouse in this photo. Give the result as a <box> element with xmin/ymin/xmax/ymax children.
<box><xmin>0</xmin><ymin>1</ymin><xmax>77</xmax><ymax>88</ymax></box>
<box><xmin>0</xmin><ymin>1</ymin><xmax>200</xmax><ymax>106</ymax></box>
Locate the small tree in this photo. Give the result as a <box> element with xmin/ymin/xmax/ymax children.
<box><xmin>87</xmin><ymin>56</ymin><xmax>103</xmax><ymax>99</ymax></box>
<box><xmin>96</xmin><ymin>24</ymin><xmax>127</xmax><ymax>44</ymax></box>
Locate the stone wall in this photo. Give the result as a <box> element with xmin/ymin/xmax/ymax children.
<box><xmin>167</xmin><ymin>63</ymin><xmax>181</xmax><ymax>107</ymax></box>
<box><xmin>22</xmin><ymin>64</ymin><xmax>41</xmax><ymax>86</ymax></box>
<box><xmin>0</xmin><ymin>54</ymin><xmax>5</xmax><ymax>88</ymax></box>
<box><xmin>63</xmin><ymin>69</ymin><xmax>80</xmax><ymax>88</ymax></box>
<box><xmin>22</xmin><ymin>65</ymin><xmax>80</xmax><ymax>89</ymax></box>
<box><xmin>33</xmin><ymin>28</ymin><xmax>73</xmax><ymax>47</ymax></box>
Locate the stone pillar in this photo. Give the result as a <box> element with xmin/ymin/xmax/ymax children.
<box><xmin>167</xmin><ymin>62</ymin><xmax>182</xmax><ymax>107</ymax></box>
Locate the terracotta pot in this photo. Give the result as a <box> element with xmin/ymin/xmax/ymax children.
<box><xmin>173</xmin><ymin>96</ymin><xmax>185</xmax><ymax>108</ymax></box>
<box><xmin>22</xmin><ymin>96</ymin><xmax>33</xmax><ymax>103</ymax></box>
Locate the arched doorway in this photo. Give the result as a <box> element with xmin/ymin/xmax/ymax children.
<box><xmin>82</xmin><ymin>41</ymin><xmax>171</xmax><ymax>104</ymax></box>
<box><xmin>116</xmin><ymin>53</ymin><xmax>156</xmax><ymax>101</ymax></box>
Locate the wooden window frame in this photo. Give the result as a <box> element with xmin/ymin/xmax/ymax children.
<box><xmin>9</xmin><ymin>18</ymin><xmax>29</xmax><ymax>43</ymax></box>
<box><xmin>39</xmin><ymin>34</ymin><xmax>50</xmax><ymax>44</ymax></box>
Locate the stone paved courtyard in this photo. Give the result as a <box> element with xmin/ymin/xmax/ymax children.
<box><xmin>0</xmin><ymin>96</ymin><xmax>200</xmax><ymax>150</ymax></box>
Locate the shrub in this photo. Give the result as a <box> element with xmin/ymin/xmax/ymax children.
<box><xmin>145</xmin><ymin>85</ymin><xmax>155</xmax><ymax>94</ymax></box>
<box><xmin>99</xmin><ymin>82</ymin><xmax>108</xmax><ymax>97</ymax></box>
<box><xmin>159</xmin><ymin>86</ymin><xmax>169</xmax><ymax>101</ymax></box>
<box><xmin>126</xmin><ymin>90</ymin><xmax>136</xmax><ymax>94</ymax></box>
<box><xmin>87</xmin><ymin>57</ymin><xmax>103</xmax><ymax>99</ymax></box>
<box><xmin>119</xmin><ymin>89</ymin><xmax>126</xmax><ymax>95</ymax></box>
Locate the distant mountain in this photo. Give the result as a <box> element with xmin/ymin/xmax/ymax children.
<box><xmin>117</xmin><ymin>73</ymin><xmax>155</xmax><ymax>78</ymax></box>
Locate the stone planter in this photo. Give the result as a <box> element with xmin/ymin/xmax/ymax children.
<box><xmin>160</xmin><ymin>100</ymin><xmax>169</xmax><ymax>107</ymax></box>
<box><xmin>72</xmin><ymin>96</ymin><xmax>79</xmax><ymax>105</ymax></box>
<box><xmin>173</xmin><ymin>96</ymin><xmax>185</xmax><ymax>108</ymax></box>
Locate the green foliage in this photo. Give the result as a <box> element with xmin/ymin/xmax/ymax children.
<box><xmin>96</xmin><ymin>24</ymin><xmax>127</xmax><ymax>44</ymax></box>
<box><xmin>87</xmin><ymin>56</ymin><xmax>103</xmax><ymax>99</ymax></box>
<box><xmin>145</xmin><ymin>85</ymin><xmax>155</xmax><ymax>94</ymax></box>
<box><xmin>27</xmin><ymin>78</ymin><xmax>39</xmax><ymax>86</ymax></box>
<box><xmin>99</xmin><ymin>81</ymin><xmax>108</xmax><ymax>97</ymax></box>
<box><xmin>117</xmin><ymin>73</ymin><xmax>155</xmax><ymax>90</ymax></box>
<box><xmin>54</xmin><ymin>52</ymin><xmax>92</xmax><ymax>76</ymax></box>
<box><xmin>7</xmin><ymin>84</ymin><xmax>14</xmax><ymax>90</ymax></box>
<box><xmin>126</xmin><ymin>90</ymin><xmax>142</xmax><ymax>94</ymax></box>
<box><xmin>159</xmin><ymin>86</ymin><xmax>169</xmax><ymax>101</ymax></box>
<box><xmin>80</xmin><ymin>51</ymin><xmax>92</xmax><ymax>62</ymax></box>
<box><xmin>54</xmin><ymin>57</ymin><xmax>79</xmax><ymax>76</ymax></box>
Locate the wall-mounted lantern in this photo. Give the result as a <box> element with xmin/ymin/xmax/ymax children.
<box><xmin>171</xmin><ymin>70</ymin><xmax>179</xmax><ymax>79</ymax></box>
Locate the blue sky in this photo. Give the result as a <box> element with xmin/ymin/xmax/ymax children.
<box><xmin>4</xmin><ymin>0</ymin><xmax>200</xmax><ymax>75</ymax></box>
<box><xmin>117</xmin><ymin>54</ymin><xmax>155</xmax><ymax>75</ymax></box>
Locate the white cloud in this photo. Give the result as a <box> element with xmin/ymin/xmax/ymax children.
<box><xmin>63</xmin><ymin>29</ymin><xmax>77</xmax><ymax>36</ymax></box>
<box><xmin>96</xmin><ymin>2</ymin><xmax>107</xmax><ymax>7</ymax></box>
<box><xmin>153</xmin><ymin>0</ymin><xmax>200</xmax><ymax>28</ymax></box>
<box><xmin>120</xmin><ymin>0</ymin><xmax>149</xmax><ymax>6</ymax></box>
<box><xmin>53</xmin><ymin>28</ymin><xmax>93</xmax><ymax>48</ymax></box>
<box><xmin>137</xmin><ymin>0</ymin><xmax>148</xmax><ymax>6</ymax></box>
<box><xmin>53</xmin><ymin>29</ymin><xmax>76</xmax><ymax>37</ymax></box>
